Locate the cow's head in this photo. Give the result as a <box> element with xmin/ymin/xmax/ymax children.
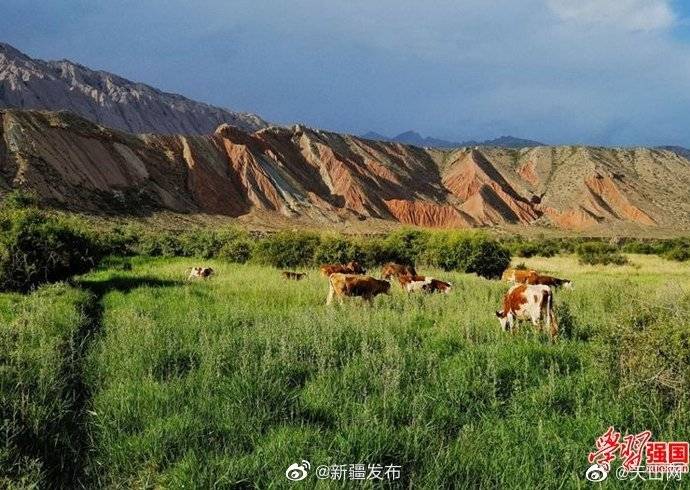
<box><xmin>495</xmin><ymin>310</ymin><xmax>514</xmax><ymax>332</ymax></box>
<box><xmin>347</xmin><ymin>261</ymin><xmax>366</xmax><ymax>274</ymax></box>
<box><xmin>563</xmin><ymin>280</ymin><xmax>573</xmax><ymax>290</ymax></box>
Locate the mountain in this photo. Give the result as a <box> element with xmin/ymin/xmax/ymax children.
<box><xmin>657</xmin><ymin>146</ymin><xmax>690</xmax><ymax>161</ymax></box>
<box><xmin>361</xmin><ymin>130</ymin><xmax>544</xmax><ymax>149</ymax></box>
<box><xmin>2</xmin><ymin>109</ymin><xmax>690</xmax><ymax>231</ymax></box>
<box><xmin>0</xmin><ymin>42</ymin><xmax>268</xmax><ymax>135</ymax></box>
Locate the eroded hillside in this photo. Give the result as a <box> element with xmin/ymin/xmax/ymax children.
<box><xmin>1</xmin><ymin>110</ymin><xmax>689</xmax><ymax>231</ymax></box>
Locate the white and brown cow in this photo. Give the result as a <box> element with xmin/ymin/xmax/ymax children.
<box><xmin>397</xmin><ymin>274</ymin><xmax>452</xmax><ymax>294</ymax></box>
<box><xmin>327</xmin><ymin>273</ymin><xmax>391</xmax><ymax>305</ymax></box>
<box><xmin>496</xmin><ymin>284</ymin><xmax>558</xmax><ymax>339</ymax></box>
<box><xmin>187</xmin><ymin>266</ymin><xmax>215</xmax><ymax>280</ymax></box>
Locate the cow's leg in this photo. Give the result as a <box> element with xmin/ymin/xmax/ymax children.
<box><xmin>326</xmin><ymin>284</ymin><xmax>335</xmax><ymax>305</ymax></box>
<box><xmin>531</xmin><ymin>312</ymin><xmax>543</xmax><ymax>334</ymax></box>
<box><xmin>546</xmin><ymin>293</ymin><xmax>558</xmax><ymax>340</ymax></box>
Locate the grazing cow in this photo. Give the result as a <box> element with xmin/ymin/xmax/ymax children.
<box><xmin>524</xmin><ymin>273</ymin><xmax>572</xmax><ymax>289</ymax></box>
<box><xmin>501</xmin><ymin>268</ymin><xmax>538</xmax><ymax>284</ymax></box>
<box><xmin>397</xmin><ymin>274</ymin><xmax>452</xmax><ymax>294</ymax></box>
<box><xmin>187</xmin><ymin>266</ymin><xmax>215</xmax><ymax>280</ymax></box>
<box><xmin>282</xmin><ymin>271</ymin><xmax>307</xmax><ymax>280</ymax></box>
<box><xmin>504</xmin><ymin>268</ymin><xmax>572</xmax><ymax>289</ymax></box>
<box><xmin>320</xmin><ymin>261</ymin><xmax>366</xmax><ymax>277</ymax></box>
<box><xmin>327</xmin><ymin>273</ymin><xmax>390</xmax><ymax>305</ymax></box>
<box><xmin>380</xmin><ymin>262</ymin><xmax>417</xmax><ymax>280</ymax></box>
<box><xmin>496</xmin><ymin>284</ymin><xmax>558</xmax><ymax>339</ymax></box>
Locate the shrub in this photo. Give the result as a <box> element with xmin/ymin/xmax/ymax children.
<box><xmin>357</xmin><ymin>237</ymin><xmax>390</xmax><ymax>268</ymax></box>
<box><xmin>98</xmin><ymin>225</ymin><xmax>142</xmax><ymax>256</ymax></box>
<box><xmin>179</xmin><ymin>230</ymin><xmax>223</xmax><ymax>259</ymax></box>
<box><xmin>576</xmin><ymin>242</ymin><xmax>628</xmax><ymax>266</ymax></box>
<box><xmin>1</xmin><ymin>189</ymin><xmax>40</xmax><ymax>210</ymax></box>
<box><xmin>135</xmin><ymin>232</ymin><xmax>183</xmax><ymax>257</ymax></box>
<box><xmin>620</xmin><ymin>239</ymin><xmax>659</xmax><ymax>255</ymax></box>
<box><xmin>313</xmin><ymin>235</ymin><xmax>364</xmax><ymax>265</ymax></box>
<box><xmin>419</xmin><ymin>232</ymin><xmax>473</xmax><ymax>271</ymax></box>
<box><xmin>217</xmin><ymin>239</ymin><xmax>253</xmax><ymax>263</ymax></box>
<box><xmin>419</xmin><ymin>231</ymin><xmax>510</xmax><ymax>278</ymax></box>
<box><xmin>663</xmin><ymin>245</ymin><xmax>690</xmax><ymax>262</ymax></box>
<box><xmin>252</xmin><ymin>230</ymin><xmax>320</xmax><ymax>268</ymax></box>
<box><xmin>381</xmin><ymin>228</ymin><xmax>428</xmax><ymax>265</ymax></box>
<box><xmin>0</xmin><ymin>209</ymin><xmax>102</xmax><ymax>292</ymax></box>
<box><xmin>465</xmin><ymin>237</ymin><xmax>512</xmax><ymax>279</ymax></box>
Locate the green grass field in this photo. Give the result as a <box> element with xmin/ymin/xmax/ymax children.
<box><xmin>2</xmin><ymin>255</ymin><xmax>690</xmax><ymax>488</ymax></box>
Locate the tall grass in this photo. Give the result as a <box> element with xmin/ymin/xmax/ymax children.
<box><xmin>76</xmin><ymin>256</ymin><xmax>690</xmax><ymax>488</ymax></box>
<box><xmin>0</xmin><ymin>284</ymin><xmax>94</xmax><ymax>488</ymax></box>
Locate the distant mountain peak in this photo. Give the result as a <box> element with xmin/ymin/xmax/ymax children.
<box><xmin>0</xmin><ymin>41</ymin><xmax>268</xmax><ymax>135</ymax></box>
<box><xmin>361</xmin><ymin>130</ymin><xmax>545</xmax><ymax>149</ymax></box>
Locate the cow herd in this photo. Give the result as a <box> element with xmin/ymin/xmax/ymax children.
<box><xmin>187</xmin><ymin>261</ymin><xmax>572</xmax><ymax>340</ymax></box>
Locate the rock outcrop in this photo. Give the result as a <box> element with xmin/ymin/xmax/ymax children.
<box><xmin>2</xmin><ymin>110</ymin><xmax>690</xmax><ymax>231</ymax></box>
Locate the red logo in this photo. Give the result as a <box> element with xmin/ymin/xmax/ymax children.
<box><xmin>586</xmin><ymin>427</ymin><xmax>688</xmax><ymax>482</ymax></box>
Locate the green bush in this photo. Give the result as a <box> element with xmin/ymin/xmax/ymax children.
<box><xmin>357</xmin><ymin>237</ymin><xmax>389</xmax><ymax>268</ymax></box>
<box><xmin>576</xmin><ymin>242</ymin><xmax>628</xmax><ymax>266</ymax></box>
<box><xmin>510</xmin><ymin>240</ymin><xmax>559</xmax><ymax>258</ymax></box>
<box><xmin>620</xmin><ymin>239</ymin><xmax>660</xmax><ymax>255</ymax></box>
<box><xmin>135</xmin><ymin>232</ymin><xmax>183</xmax><ymax>257</ymax></box>
<box><xmin>98</xmin><ymin>225</ymin><xmax>142</xmax><ymax>256</ymax></box>
<box><xmin>178</xmin><ymin>230</ymin><xmax>223</xmax><ymax>259</ymax></box>
<box><xmin>1</xmin><ymin>189</ymin><xmax>40</xmax><ymax>210</ymax></box>
<box><xmin>0</xmin><ymin>209</ymin><xmax>102</xmax><ymax>292</ymax></box>
<box><xmin>465</xmin><ymin>236</ymin><xmax>512</xmax><ymax>278</ymax></box>
<box><xmin>420</xmin><ymin>232</ymin><xmax>473</xmax><ymax>271</ymax></box>
<box><xmin>217</xmin><ymin>239</ymin><xmax>253</xmax><ymax>263</ymax></box>
<box><xmin>381</xmin><ymin>228</ymin><xmax>428</xmax><ymax>266</ymax></box>
<box><xmin>663</xmin><ymin>245</ymin><xmax>690</xmax><ymax>262</ymax></box>
<box><xmin>419</xmin><ymin>231</ymin><xmax>510</xmax><ymax>278</ymax></box>
<box><xmin>252</xmin><ymin>230</ymin><xmax>320</xmax><ymax>268</ymax></box>
<box><xmin>313</xmin><ymin>235</ymin><xmax>363</xmax><ymax>265</ymax></box>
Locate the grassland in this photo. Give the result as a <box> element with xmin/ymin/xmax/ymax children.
<box><xmin>1</xmin><ymin>254</ymin><xmax>690</xmax><ymax>488</ymax></box>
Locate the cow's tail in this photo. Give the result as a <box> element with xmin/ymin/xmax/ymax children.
<box><xmin>546</xmin><ymin>288</ymin><xmax>558</xmax><ymax>340</ymax></box>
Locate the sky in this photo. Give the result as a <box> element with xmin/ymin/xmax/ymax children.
<box><xmin>2</xmin><ymin>0</ymin><xmax>690</xmax><ymax>146</ymax></box>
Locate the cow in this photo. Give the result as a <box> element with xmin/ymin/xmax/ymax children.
<box><xmin>524</xmin><ymin>273</ymin><xmax>573</xmax><ymax>289</ymax></box>
<box><xmin>319</xmin><ymin>261</ymin><xmax>366</xmax><ymax>277</ymax></box>
<box><xmin>326</xmin><ymin>273</ymin><xmax>390</xmax><ymax>305</ymax></box>
<box><xmin>380</xmin><ymin>262</ymin><xmax>417</xmax><ymax>280</ymax></box>
<box><xmin>187</xmin><ymin>266</ymin><xmax>215</xmax><ymax>280</ymax></box>
<box><xmin>501</xmin><ymin>268</ymin><xmax>538</xmax><ymax>284</ymax></box>
<box><xmin>502</xmin><ymin>268</ymin><xmax>572</xmax><ymax>289</ymax></box>
<box><xmin>396</xmin><ymin>274</ymin><xmax>452</xmax><ymax>294</ymax></box>
<box><xmin>282</xmin><ymin>271</ymin><xmax>307</xmax><ymax>280</ymax></box>
<box><xmin>496</xmin><ymin>284</ymin><xmax>558</xmax><ymax>339</ymax></box>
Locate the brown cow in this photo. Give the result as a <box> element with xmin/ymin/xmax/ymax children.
<box><xmin>282</xmin><ymin>271</ymin><xmax>307</xmax><ymax>280</ymax></box>
<box><xmin>501</xmin><ymin>268</ymin><xmax>538</xmax><ymax>284</ymax></box>
<box><xmin>320</xmin><ymin>261</ymin><xmax>366</xmax><ymax>277</ymax></box>
<box><xmin>326</xmin><ymin>273</ymin><xmax>390</xmax><ymax>305</ymax></box>
<box><xmin>380</xmin><ymin>262</ymin><xmax>417</xmax><ymax>280</ymax></box>
<box><xmin>396</xmin><ymin>274</ymin><xmax>452</xmax><ymax>294</ymax></box>
<box><xmin>187</xmin><ymin>266</ymin><xmax>215</xmax><ymax>280</ymax></box>
<box><xmin>496</xmin><ymin>284</ymin><xmax>558</xmax><ymax>339</ymax></box>
<box><xmin>524</xmin><ymin>273</ymin><xmax>572</xmax><ymax>289</ymax></box>
<box><xmin>504</xmin><ymin>268</ymin><xmax>572</xmax><ymax>289</ymax></box>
